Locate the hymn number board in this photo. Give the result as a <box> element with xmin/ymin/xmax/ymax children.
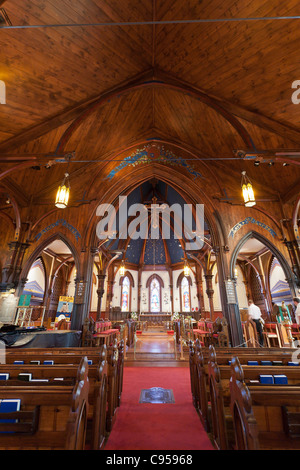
<box><xmin>225</xmin><ymin>280</ymin><xmax>237</xmax><ymax>304</ymax></box>
<box><xmin>75</xmin><ymin>281</ymin><xmax>86</xmax><ymax>304</ymax></box>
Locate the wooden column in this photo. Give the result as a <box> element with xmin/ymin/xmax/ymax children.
<box><xmin>138</xmin><ymin>266</ymin><xmax>142</xmax><ymax>314</ymax></box>
<box><xmin>105</xmin><ymin>265</ymin><xmax>114</xmax><ymax>317</ymax></box>
<box><xmin>168</xmin><ymin>267</ymin><xmax>174</xmax><ymax>313</ymax></box>
<box><xmin>195</xmin><ymin>263</ymin><xmax>205</xmax><ymax>315</ymax></box>
<box><xmin>204</xmin><ymin>274</ymin><xmax>214</xmax><ymax>320</ymax></box>
<box><xmin>1</xmin><ymin>241</ymin><xmax>30</xmax><ymax>291</ymax></box>
<box><xmin>96</xmin><ymin>274</ymin><xmax>106</xmax><ymax>321</ymax></box>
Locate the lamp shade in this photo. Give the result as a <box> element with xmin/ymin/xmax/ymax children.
<box><xmin>119</xmin><ymin>264</ymin><xmax>125</xmax><ymax>276</ymax></box>
<box><xmin>55</xmin><ymin>173</ymin><xmax>70</xmax><ymax>209</ymax></box>
<box><xmin>183</xmin><ymin>263</ymin><xmax>189</xmax><ymax>276</ymax></box>
<box><xmin>0</xmin><ymin>80</ymin><xmax>5</xmax><ymax>104</ymax></box>
<box><xmin>241</xmin><ymin>171</ymin><xmax>256</xmax><ymax>207</ymax></box>
<box><xmin>242</xmin><ymin>182</ymin><xmax>256</xmax><ymax>207</ymax></box>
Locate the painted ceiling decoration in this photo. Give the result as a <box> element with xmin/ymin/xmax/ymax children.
<box><xmin>229</xmin><ymin>217</ymin><xmax>277</xmax><ymax>239</ymax></box>
<box><xmin>105</xmin><ymin>179</ymin><xmax>210</xmax><ymax>266</ymax></box>
<box><xmin>106</xmin><ymin>143</ymin><xmax>204</xmax><ymax>181</ymax></box>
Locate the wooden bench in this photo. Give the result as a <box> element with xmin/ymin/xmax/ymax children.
<box><xmin>230</xmin><ymin>356</ymin><xmax>300</xmax><ymax>450</ymax></box>
<box><xmin>106</xmin><ymin>339</ymin><xmax>125</xmax><ymax>432</ymax></box>
<box><xmin>3</xmin><ymin>341</ymin><xmax>125</xmax><ymax>448</ymax></box>
<box><xmin>189</xmin><ymin>339</ymin><xmax>298</xmax><ymax>436</ymax></box>
<box><xmin>0</xmin><ymin>357</ymin><xmax>90</xmax><ymax>450</ymax></box>
<box><xmin>0</xmin><ymin>351</ymin><xmax>107</xmax><ymax>450</ymax></box>
<box><xmin>207</xmin><ymin>345</ymin><xmax>300</xmax><ymax>449</ymax></box>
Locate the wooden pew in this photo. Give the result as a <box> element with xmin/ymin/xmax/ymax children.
<box><xmin>105</xmin><ymin>339</ymin><xmax>125</xmax><ymax>433</ymax></box>
<box><xmin>0</xmin><ymin>357</ymin><xmax>89</xmax><ymax>450</ymax></box>
<box><xmin>230</xmin><ymin>356</ymin><xmax>300</xmax><ymax>450</ymax></box>
<box><xmin>189</xmin><ymin>339</ymin><xmax>299</xmax><ymax>436</ymax></box>
<box><xmin>189</xmin><ymin>339</ymin><xmax>211</xmax><ymax>432</ymax></box>
<box><xmin>3</xmin><ymin>341</ymin><xmax>125</xmax><ymax>449</ymax></box>
<box><xmin>0</xmin><ymin>351</ymin><xmax>107</xmax><ymax>450</ymax></box>
<box><xmin>4</xmin><ymin>347</ymin><xmax>107</xmax><ymax>364</ymax></box>
<box><xmin>208</xmin><ymin>345</ymin><xmax>300</xmax><ymax>450</ymax></box>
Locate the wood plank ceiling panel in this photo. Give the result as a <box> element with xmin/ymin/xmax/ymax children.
<box><xmin>0</xmin><ymin>0</ymin><xmax>154</xmax><ymax>140</ymax></box>
<box><xmin>155</xmin><ymin>0</ymin><xmax>300</xmax><ymax>128</ymax></box>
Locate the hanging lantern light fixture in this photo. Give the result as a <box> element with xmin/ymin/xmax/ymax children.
<box><xmin>184</xmin><ymin>260</ymin><xmax>189</xmax><ymax>277</ymax></box>
<box><xmin>55</xmin><ymin>173</ymin><xmax>70</xmax><ymax>209</ymax></box>
<box><xmin>241</xmin><ymin>171</ymin><xmax>256</xmax><ymax>207</ymax></box>
<box><xmin>119</xmin><ymin>261</ymin><xmax>125</xmax><ymax>276</ymax></box>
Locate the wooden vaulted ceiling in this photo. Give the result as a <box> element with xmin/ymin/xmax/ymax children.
<box><xmin>0</xmin><ymin>0</ymin><xmax>300</xmax><ymax>212</ymax></box>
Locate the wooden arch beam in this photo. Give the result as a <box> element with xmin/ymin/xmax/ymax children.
<box><xmin>0</xmin><ymin>188</ymin><xmax>21</xmax><ymax>241</ymax></box>
<box><xmin>293</xmin><ymin>194</ymin><xmax>300</xmax><ymax>248</ymax></box>
<box><xmin>54</xmin><ymin>77</ymin><xmax>256</xmax><ymax>155</ymax></box>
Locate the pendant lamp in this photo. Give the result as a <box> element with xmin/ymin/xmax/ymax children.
<box><xmin>241</xmin><ymin>171</ymin><xmax>256</xmax><ymax>207</ymax></box>
<box><xmin>55</xmin><ymin>172</ymin><xmax>70</xmax><ymax>209</ymax></box>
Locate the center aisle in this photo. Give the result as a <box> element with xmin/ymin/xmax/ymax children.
<box><xmin>105</xmin><ymin>366</ymin><xmax>214</xmax><ymax>451</ymax></box>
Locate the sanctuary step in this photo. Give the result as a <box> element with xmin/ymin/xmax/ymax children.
<box><xmin>124</xmin><ymin>326</ymin><xmax>188</xmax><ymax>366</ymax></box>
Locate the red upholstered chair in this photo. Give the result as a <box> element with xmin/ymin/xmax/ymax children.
<box><xmin>205</xmin><ymin>320</ymin><xmax>220</xmax><ymax>346</ymax></box>
<box><xmin>93</xmin><ymin>328</ymin><xmax>119</xmax><ymax>347</ymax></box>
<box><xmin>263</xmin><ymin>323</ymin><xmax>282</xmax><ymax>348</ymax></box>
<box><xmin>291</xmin><ymin>324</ymin><xmax>300</xmax><ymax>343</ymax></box>
<box><xmin>193</xmin><ymin>320</ymin><xmax>210</xmax><ymax>346</ymax></box>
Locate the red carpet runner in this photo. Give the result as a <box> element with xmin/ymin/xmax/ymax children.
<box><xmin>105</xmin><ymin>367</ymin><xmax>214</xmax><ymax>450</ymax></box>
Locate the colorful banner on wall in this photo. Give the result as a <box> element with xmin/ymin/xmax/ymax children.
<box><xmin>229</xmin><ymin>217</ymin><xmax>277</xmax><ymax>239</ymax></box>
<box><xmin>18</xmin><ymin>295</ymin><xmax>31</xmax><ymax>307</ymax></box>
<box><xmin>55</xmin><ymin>296</ymin><xmax>74</xmax><ymax>322</ymax></box>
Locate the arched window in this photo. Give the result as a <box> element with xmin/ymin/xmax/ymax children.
<box><xmin>121</xmin><ymin>276</ymin><xmax>130</xmax><ymax>312</ymax></box>
<box><xmin>146</xmin><ymin>274</ymin><xmax>164</xmax><ymax>313</ymax></box>
<box><xmin>181</xmin><ymin>276</ymin><xmax>191</xmax><ymax>312</ymax></box>
<box><xmin>150</xmin><ymin>278</ymin><xmax>160</xmax><ymax>312</ymax></box>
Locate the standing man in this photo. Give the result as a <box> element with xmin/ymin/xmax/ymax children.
<box><xmin>248</xmin><ymin>299</ymin><xmax>264</xmax><ymax>347</ymax></box>
<box><xmin>293</xmin><ymin>298</ymin><xmax>300</xmax><ymax>325</ymax></box>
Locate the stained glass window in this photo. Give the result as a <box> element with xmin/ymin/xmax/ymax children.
<box><xmin>150</xmin><ymin>278</ymin><xmax>160</xmax><ymax>312</ymax></box>
<box><xmin>181</xmin><ymin>276</ymin><xmax>190</xmax><ymax>312</ymax></box>
<box><xmin>121</xmin><ymin>276</ymin><xmax>130</xmax><ymax>312</ymax></box>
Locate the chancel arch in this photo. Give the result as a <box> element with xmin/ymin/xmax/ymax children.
<box><xmin>91</xmin><ymin>175</ymin><xmax>224</xmax><ymax>321</ymax></box>
<box><xmin>230</xmin><ymin>231</ymin><xmax>297</xmax><ymax>321</ymax></box>
<box><xmin>17</xmin><ymin>232</ymin><xmax>80</xmax><ymax>326</ymax></box>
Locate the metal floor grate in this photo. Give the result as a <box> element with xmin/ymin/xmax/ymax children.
<box><xmin>139</xmin><ymin>387</ymin><xmax>175</xmax><ymax>404</ymax></box>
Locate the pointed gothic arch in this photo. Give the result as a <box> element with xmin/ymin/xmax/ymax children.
<box><xmin>230</xmin><ymin>230</ymin><xmax>297</xmax><ymax>301</ymax></box>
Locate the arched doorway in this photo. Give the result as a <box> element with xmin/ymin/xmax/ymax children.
<box><xmin>18</xmin><ymin>233</ymin><xmax>80</xmax><ymax>327</ymax></box>
<box><xmin>230</xmin><ymin>231</ymin><xmax>297</xmax><ymax>322</ymax></box>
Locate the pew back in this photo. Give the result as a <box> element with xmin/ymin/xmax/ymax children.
<box><xmin>0</xmin><ymin>357</ymin><xmax>90</xmax><ymax>450</ymax></box>
<box><xmin>230</xmin><ymin>356</ymin><xmax>300</xmax><ymax>450</ymax></box>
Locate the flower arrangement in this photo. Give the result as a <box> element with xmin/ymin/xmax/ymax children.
<box><xmin>131</xmin><ymin>312</ymin><xmax>138</xmax><ymax>321</ymax></box>
<box><xmin>171</xmin><ymin>312</ymin><xmax>180</xmax><ymax>321</ymax></box>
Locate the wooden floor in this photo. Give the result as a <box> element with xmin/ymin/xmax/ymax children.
<box><xmin>125</xmin><ymin>326</ymin><xmax>189</xmax><ymax>367</ymax></box>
